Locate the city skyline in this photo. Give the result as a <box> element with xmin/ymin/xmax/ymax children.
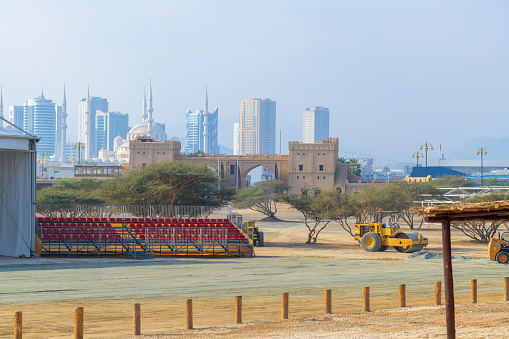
<box><xmin>0</xmin><ymin>1</ymin><xmax>508</xmax><ymax>163</ymax></box>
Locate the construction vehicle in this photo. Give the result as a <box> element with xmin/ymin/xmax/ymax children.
<box><xmin>488</xmin><ymin>232</ymin><xmax>509</xmax><ymax>264</ymax></box>
<box><xmin>243</xmin><ymin>220</ymin><xmax>265</xmax><ymax>247</ymax></box>
<box><xmin>354</xmin><ymin>210</ymin><xmax>428</xmax><ymax>253</ymax></box>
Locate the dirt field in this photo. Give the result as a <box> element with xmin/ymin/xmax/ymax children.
<box><xmin>1</xmin><ymin>204</ymin><xmax>508</xmax><ymax>338</ymax></box>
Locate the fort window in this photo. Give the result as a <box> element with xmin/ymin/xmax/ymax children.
<box><xmin>319</xmin><ymin>165</ymin><xmax>324</xmax><ymax>171</ymax></box>
<box><xmin>303</xmin><ymin>176</ymin><xmax>305</xmax><ymax>179</ymax></box>
<box><xmin>230</xmin><ymin>165</ymin><xmax>235</xmax><ymax>175</ymax></box>
<box><xmin>299</xmin><ymin>165</ymin><xmax>303</xmax><ymax>171</ymax></box>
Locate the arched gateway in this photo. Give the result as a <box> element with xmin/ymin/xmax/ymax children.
<box><xmin>128</xmin><ymin>137</ymin><xmax>383</xmax><ymax>194</ymax></box>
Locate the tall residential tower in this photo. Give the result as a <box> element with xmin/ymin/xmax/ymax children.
<box><xmin>303</xmin><ymin>106</ymin><xmax>329</xmax><ymax>143</ymax></box>
<box><xmin>239</xmin><ymin>98</ymin><xmax>276</xmax><ymax>155</ymax></box>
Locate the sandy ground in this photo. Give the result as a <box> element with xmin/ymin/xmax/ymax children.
<box><xmin>0</xmin><ymin>204</ymin><xmax>508</xmax><ymax>338</ymax></box>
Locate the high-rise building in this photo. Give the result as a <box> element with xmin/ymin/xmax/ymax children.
<box><xmin>233</xmin><ymin>122</ymin><xmax>240</xmax><ymax>155</ymax></box>
<box><xmin>184</xmin><ymin>88</ymin><xmax>219</xmax><ymax>154</ymax></box>
<box><xmin>96</xmin><ymin>111</ymin><xmax>129</xmax><ymax>151</ymax></box>
<box><xmin>239</xmin><ymin>98</ymin><xmax>276</xmax><ymax>155</ymax></box>
<box><xmin>23</xmin><ymin>90</ymin><xmax>58</xmax><ymax>156</ymax></box>
<box><xmin>78</xmin><ymin>89</ymin><xmax>109</xmax><ymax>159</ymax></box>
<box><xmin>8</xmin><ymin>106</ymin><xmax>24</xmax><ymax>128</ymax></box>
<box><xmin>303</xmin><ymin>106</ymin><xmax>329</xmax><ymax>143</ymax></box>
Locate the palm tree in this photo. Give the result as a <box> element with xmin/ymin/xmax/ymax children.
<box><xmin>338</xmin><ymin>157</ymin><xmax>347</xmax><ymax>163</ymax></box>
<box><xmin>347</xmin><ymin>158</ymin><xmax>362</xmax><ymax>177</ymax></box>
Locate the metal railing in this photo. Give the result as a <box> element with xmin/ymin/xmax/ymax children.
<box><xmin>36</xmin><ymin>204</ymin><xmax>232</xmax><ymax>219</ymax></box>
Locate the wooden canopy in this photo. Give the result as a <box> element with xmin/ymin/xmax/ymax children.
<box><xmin>412</xmin><ymin>200</ymin><xmax>509</xmax><ymax>339</ymax></box>
<box><xmin>413</xmin><ymin>200</ymin><xmax>509</xmax><ymax>222</ymax></box>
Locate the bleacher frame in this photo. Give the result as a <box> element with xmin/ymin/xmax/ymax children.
<box><xmin>35</xmin><ymin>217</ymin><xmax>253</xmax><ymax>258</ymax></box>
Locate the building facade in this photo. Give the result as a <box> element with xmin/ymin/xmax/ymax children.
<box><xmin>233</xmin><ymin>122</ymin><xmax>240</xmax><ymax>155</ymax></box>
<box><xmin>8</xmin><ymin>106</ymin><xmax>24</xmax><ymax>128</ymax></box>
<box><xmin>184</xmin><ymin>89</ymin><xmax>219</xmax><ymax>154</ymax></box>
<box><xmin>127</xmin><ymin>136</ymin><xmax>384</xmax><ymax>194</ymax></box>
<box><xmin>23</xmin><ymin>92</ymin><xmax>58</xmax><ymax>156</ymax></box>
<box><xmin>78</xmin><ymin>94</ymin><xmax>109</xmax><ymax>158</ymax></box>
<box><xmin>239</xmin><ymin>98</ymin><xmax>276</xmax><ymax>155</ymax></box>
<box><xmin>303</xmin><ymin>106</ymin><xmax>329</xmax><ymax>143</ymax></box>
<box><xmin>96</xmin><ymin>111</ymin><xmax>129</xmax><ymax>152</ymax></box>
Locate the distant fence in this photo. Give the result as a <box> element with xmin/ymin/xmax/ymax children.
<box><xmin>35</xmin><ymin>204</ymin><xmax>232</xmax><ymax>219</ymax></box>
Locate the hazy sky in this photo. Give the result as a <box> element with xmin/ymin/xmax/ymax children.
<box><xmin>1</xmin><ymin>0</ymin><xmax>508</xmax><ymax>163</ymax></box>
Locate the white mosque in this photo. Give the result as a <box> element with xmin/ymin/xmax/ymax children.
<box><xmin>94</xmin><ymin>82</ymin><xmax>168</xmax><ymax>164</ymax></box>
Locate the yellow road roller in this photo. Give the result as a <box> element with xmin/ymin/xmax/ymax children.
<box><xmin>354</xmin><ymin>212</ymin><xmax>428</xmax><ymax>253</ymax></box>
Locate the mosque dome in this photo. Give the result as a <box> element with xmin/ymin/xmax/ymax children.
<box><xmin>128</xmin><ymin>122</ymin><xmax>166</xmax><ymax>137</ymax></box>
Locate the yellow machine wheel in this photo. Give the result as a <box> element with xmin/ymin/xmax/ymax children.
<box><xmin>496</xmin><ymin>251</ymin><xmax>509</xmax><ymax>264</ymax></box>
<box><xmin>361</xmin><ymin>232</ymin><xmax>382</xmax><ymax>252</ymax></box>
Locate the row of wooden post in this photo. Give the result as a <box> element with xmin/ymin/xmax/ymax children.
<box><xmin>12</xmin><ymin>277</ymin><xmax>509</xmax><ymax>338</ymax></box>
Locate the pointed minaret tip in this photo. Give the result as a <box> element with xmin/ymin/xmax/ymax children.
<box><xmin>87</xmin><ymin>82</ymin><xmax>90</xmax><ymax>100</ymax></box>
<box><xmin>63</xmin><ymin>83</ymin><xmax>67</xmax><ymax>105</ymax></box>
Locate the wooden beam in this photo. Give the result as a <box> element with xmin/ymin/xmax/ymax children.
<box><xmin>425</xmin><ymin>209</ymin><xmax>509</xmax><ymax>223</ymax></box>
<box><xmin>442</xmin><ymin>220</ymin><xmax>456</xmax><ymax>339</ymax></box>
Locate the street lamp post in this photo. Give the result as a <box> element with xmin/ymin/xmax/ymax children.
<box><xmin>419</xmin><ymin>142</ymin><xmax>433</xmax><ymax>177</ymax></box>
<box><xmin>476</xmin><ymin>147</ymin><xmax>487</xmax><ymax>188</ymax></box>
<box><xmin>74</xmin><ymin>142</ymin><xmax>85</xmax><ymax>165</ymax></box>
<box><xmin>412</xmin><ymin>152</ymin><xmax>423</xmax><ymax>177</ymax></box>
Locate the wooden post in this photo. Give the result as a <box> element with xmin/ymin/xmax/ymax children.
<box><xmin>324</xmin><ymin>289</ymin><xmax>332</xmax><ymax>314</ymax></box>
<box><xmin>363</xmin><ymin>287</ymin><xmax>370</xmax><ymax>312</ymax></box>
<box><xmin>14</xmin><ymin>311</ymin><xmax>22</xmax><ymax>339</ymax></box>
<box><xmin>235</xmin><ymin>296</ymin><xmax>242</xmax><ymax>324</ymax></box>
<box><xmin>504</xmin><ymin>277</ymin><xmax>509</xmax><ymax>302</ymax></box>
<box><xmin>471</xmin><ymin>279</ymin><xmax>477</xmax><ymax>304</ymax></box>
<box><xmin>399</xmin><ymin>284</ymin><xmax>406</xmax><ymax>308</ymax></box>
<box><xmin>185</xmin><ymin>299</ymin><xmax>193</xmax><ymax>330</ymax></box>
<box><xmin>281</xmin><ymin>292</ymin><xmax>289</xmax><ymax>319</ymax></box>
<box><xmin>435</xmin><ymin>281</ymin><xmax>442</xmax><ymax>306</ymax></box>
<box><xmin>74</xmin><ymin>306</ymin><xmax>84</xmax><ymax>339</ymax></box>
<box><xmin>441</xmin><ymin>219</ymin><xmax>455</xmax><ymax>339</ymax></box>
<box><xmin>133</xmin><ymin>303</ymin><xmax>141</xmax><ymax>335</ymax></box>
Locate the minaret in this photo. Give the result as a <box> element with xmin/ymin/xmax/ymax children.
<box><xmin>147</xmin><ymin>80</ymin><xmax>154</xmax><ymax>137</ymax></box>
<box><xmin>202</xmin><ymin>85</ymin><xmax>210</xmax><ymax>154</ymax></box>
<box><xmin>142</xmin><ymin>87</ymin><xmax>147</xmax><ymax>122</ymax></box>
<box><xmin>84</xmin><ymin>83</ymin><xmax>91</xmax><ymax>161</ymax></box>
<box><xmin>60</xmin><ymin>84</ymin><xmax>68</xmax><ymax>163</ymax></box>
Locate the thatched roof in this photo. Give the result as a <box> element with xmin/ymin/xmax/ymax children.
<box><xmin>412</xmin><ymin>200</ymin><xmax>509</xmax><ymax>216</ymax></box>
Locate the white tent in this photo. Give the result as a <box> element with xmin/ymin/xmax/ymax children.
<box><xmin>0</xmin><ymin>125</ymin><xmax>38</xmax><ymax>257</ymax></box>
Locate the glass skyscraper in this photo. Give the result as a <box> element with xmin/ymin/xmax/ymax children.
<box><xmin>23</xmin><ymin>93</ymin><xmax>57</xmax><ymax>156</ymax></box>
<box><xmin>96</xmin><ymin>111</ymin><xmax>129</xmax><ymax>151</ymax></box>
<box><xmin>184</xmin><ymin>107</ymin><xmax>219</xmax><ymax>154</ymax></box>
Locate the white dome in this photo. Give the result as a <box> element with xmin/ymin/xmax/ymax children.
<box><xmin>128</xmin><ymin>122</ymin><xmax>166</xmax><ymax>138</ymax></box>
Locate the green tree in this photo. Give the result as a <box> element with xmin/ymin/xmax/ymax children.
<box><xmin>37</xmin><ymin>179</ymin><xmax>105</xmax><ymax>205</ymax></box>
<box><xmin>431</xmin><ymin>175</ymin><xmax>476</xmax><ymax>188</ymax></box>
<box><xmin>280</xmin><ymin>193</ymin><xmax>333</xmax><ymax>244</ymax></box>
<box><xmin>338</xmin><ymin>157</ymin><xmax>347</xmax><ymax>164</ymax></box>
<box><xmin>348</xmin><ymin>158</ymin><xmax>362</xmax><ymax>176</ymax></box>
<box><xmin>450</xmin><ymin>192</ymin><xmax>509</xmax><ymax>242</ymax></box>
<box><xmin>100</xmin><ymin>161</ymin><xmax>225</xmax><ymax>206</ymax></box>
<box><xmin>313</xmin><ymin>190</ymin><xmax>356</xmax><ymax>237</ymax></box>
<box><xmin>232</xmin><ymin>179</ymin><xmax>289</xmax><ymax>218</ymax></box>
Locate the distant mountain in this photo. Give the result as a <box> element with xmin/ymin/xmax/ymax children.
<box><xmin>446</xmin><ymin>137</ymin><xmax>509</xmax><ymax>161</ymax></box>
<box><xmin>219</xmin><ymin>145</ymin><xmax>233</xmax><ymax>155</ymax></box>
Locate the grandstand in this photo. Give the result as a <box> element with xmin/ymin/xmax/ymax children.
<box><xmin>35</xmin><ymin>217</ymin><xmax>253</xmax><ymax>258</ymax></box>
